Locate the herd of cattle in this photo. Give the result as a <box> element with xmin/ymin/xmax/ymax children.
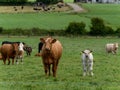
<box><xmin>0</xmin><ymin>41</ymin><xmax>32</xmax><ymax>65</ymax></box>
<box><xmin>0</xmin><ymin>36</ymin><xmax>119</xmax><ymax>77</ymax></box>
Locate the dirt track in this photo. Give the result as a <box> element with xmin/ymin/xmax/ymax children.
<box><xmin>67</xmin><ymin>3</ymin><xmax>85</xmax><ymax>12</ymax></box>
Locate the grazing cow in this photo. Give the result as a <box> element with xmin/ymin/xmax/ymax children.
<box><xmin>105</xmin><ymin>43</ymin><xmax>119</xmax><ymax>54</ymax></box>
<box><xmin>0</xmin><ymin>43</ymin><xmax>19</xmax><ymax>65</ymax></box>
<box><xmin>40</xmin><ymin>37</ymin><xmax>63</xmax><ymax>77</ymax></box>
<box><xmin>16</xmin><ymin>42</ymin><xmax>24</xmax><ymax>64</ymax></box>
<box><xmin>23</xmin><ymin>46</ymin><xmax>32</xmax><ymax>56</ymax></box>
<box><xmin>81</xmin><ymin>49</ymin><xmax>94</xmax><ymax>76</ymax></box>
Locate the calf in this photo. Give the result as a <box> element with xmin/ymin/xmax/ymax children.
<box><xmin>106</xmin><ymin>43</ymin><xmax>119</xmax><ymax>54</ymax></box>
<box><xmin>81</xmin><ymin>49</ymin><xmax>94</xmax><ymax>76</ymax></box>
<box><xmin>23</xmin><ymin>46</ymin><xmax>32</xmax><ymax>56</ymax></box>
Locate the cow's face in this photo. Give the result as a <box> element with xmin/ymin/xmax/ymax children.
<box><xmin>12</xmin><ymin>43</ymin><xmax>19</xmax><ymax>52</ymax></box>
<box><xmin>82</xmin><ymin>50</ymin><xmax>92</xmax><ymax>58</ymax></box>
<box><xmin>40</xmin><ymin>37</ymin><xmax>56</xmax><ymax>53</ymax></box>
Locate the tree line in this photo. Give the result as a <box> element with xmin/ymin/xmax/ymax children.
<box><xmin>0</xmin><ymin>0</ymin><xmax>62</xmax><ymax>5</ymax></box>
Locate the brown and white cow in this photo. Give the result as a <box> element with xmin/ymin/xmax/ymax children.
<box><xmin>40</xmin><ymin>37</ymin><xmax>63</xmax><ymax>77</ymax></box>
<box><xmin>16</xmin><ymin>42</ymin><xmax>25</xmax><ymax>64</ymax></box>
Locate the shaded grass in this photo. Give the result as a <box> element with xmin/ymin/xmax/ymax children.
<box><xmin>0</xmin><ymin>36</ymin><xmax>120</xmax><ymax>90</ymax></box>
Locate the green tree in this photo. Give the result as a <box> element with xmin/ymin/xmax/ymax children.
<box><xmin>65</xmin><ymin>22</ymin><xmax>86</xmax><ymax>35</ymax></box>
<box><xmin>0</xmin><ymin>0</ymin><xmax>28</xmax><ymax>4</ymax></box>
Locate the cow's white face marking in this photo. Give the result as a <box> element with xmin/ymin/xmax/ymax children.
<box><xmin>18</xmin><ymin>42</ymin><xmax>24</xmax><ymax>51</ymax></box>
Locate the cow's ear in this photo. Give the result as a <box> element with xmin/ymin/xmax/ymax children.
<box><xmin>82</xmin><ymin>51</ymin><xmax>84</xmax><ymax>53</ymax></box>
<box><xmin>90</xmin><ymin>50</ymin><xmax>93</xmax><ymax>53</ymax></box>
<box><xmin>51</xmin><ymin>39</ymin><xmax>57</xmax><ymax>43</ymax></box>
<box><xmin>40</xmin><ymin>38</ymin><xmax>45</xmax><ymax>43</ymax></box>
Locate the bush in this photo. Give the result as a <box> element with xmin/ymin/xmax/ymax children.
<box><xmin>115</xmin><ymin>27</ymin><xmax>120</xmax><ymax>37</ymax></box>
<box><xmin>65</xmin><ymin>22</ymin><xmax>86</xmax><ymax>35</ymax></box>
<box><xmin>0</xmin><ymin>27</ymin><xmax>3</xmax><ymax>34</ymax></box>
<box><xmin>104</xmin><ymin>26</ymin><xmax>114</xmax><ymax>35</ymax></box>
<box><xmin>1</xmin><ymin>27</ymin><xmax>65</xmax><ymax>36</ymax></box>
<box><xmin>89</xmin><ymin>17</ymin><xmax>106</xmax><ymax>36</ymax></box>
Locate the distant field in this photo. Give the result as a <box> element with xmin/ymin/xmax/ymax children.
<box><xmin>0</xmin><ymin>4</ymin><xmax>120</xmax><ymax>30</ymax></box>
<box><xmin>0</xmin><ymin>36</ymin><xmax>120</xmax><ymax>90</ymax></box>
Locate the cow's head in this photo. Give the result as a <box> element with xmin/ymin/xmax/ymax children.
<box><xmin>12</xmin><ymin>43</ymin><xmax>19</xmax><ymax>54</ymax></box>
<box><xmin>40</xmin><ymin>37</ymin><xmax>56</xmax><ymax>53</ymax></box>
<box><xmin>82</xmin><ymin>50</ymin><xmax>92</xmax><ymax>58</ymax></box>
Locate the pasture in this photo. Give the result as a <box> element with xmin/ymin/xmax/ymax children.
<box><xmin>0</xmin><ymin>4</ymin><xmax>120</xmax><ymax>30</ymax></box>
<box><xmin>0</xmin><ymin>36</ymin><xmax>120</xmax><ymax>90</ymax></box>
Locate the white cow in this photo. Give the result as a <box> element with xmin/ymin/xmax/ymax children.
<box><xmin>81</xmin><ymin>49</ymin><xmax>94</xmax><ymax>76</ymax></box>
<box><xmin>106</xmin><ymin>43</ymin><xmax>119</xmax><ymax>54</ymax></box>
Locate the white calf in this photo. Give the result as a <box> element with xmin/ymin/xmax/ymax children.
<box><xmin>81</xmin><ymin>50</ymin><xmax>94</xmax><ymax>76</ymax></box>
<box><xmin>106</xmin><ymin>43</ymin><xmax>118</xmax><ymax>54</ymax></box>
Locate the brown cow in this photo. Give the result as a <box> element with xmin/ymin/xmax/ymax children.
<box><xmin>40</xmin><ymin>37</ymin><xmax>63</xmax><ymax>77</ymax></box>
<box><xmin>0</xmin><ymin>43</ymin><xmax>19</xmax><ymax>65</ymax></box>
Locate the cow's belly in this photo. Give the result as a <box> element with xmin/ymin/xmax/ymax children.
<box><xmin>43</xmin><ymin>58</ymin><xmax>54</xmax><ymax>64</ymax></box>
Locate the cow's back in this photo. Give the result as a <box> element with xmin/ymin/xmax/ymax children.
<box><xmin>51</xmin><ymin>40</ymin><xmax>62</xmax><ymax>60</ymax></box>
<box><xmin>1</xmin><ymin>44</ymin><xmax>14</xmax><ymax>57</ymax></box>
<box><xmin>106</xmin><ymin>44</ymin><xmax>114</xmax><ymax>51</ymax></box>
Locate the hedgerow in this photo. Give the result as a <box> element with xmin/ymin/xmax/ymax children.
<box><xmin>0</xmin><ymin>17</ymin><xmax>119</xmax><ymax>37</ymax></box>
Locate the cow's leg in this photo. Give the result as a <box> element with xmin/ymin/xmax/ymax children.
<box><xmin>16</xmin><ymin>58</ymin><xmax>19</xmax><ymax>64</ymax></box>
<box><xmin>8</xmin><ymin>58</ymin><xmax>10</xmax><ymax>65</ymax></box>
<box><xmin>114</xmin><ymin>50</ymin><xmax>117</xmax><ymax>54</ymax></box>
<box><xmin>21</xmin><ymin>57</ymin><xmax>23</xmax><ymax>64</ymax></box>
<box><xmin>52</xmin><ymin>62</ymin><xmax>57</xmax><ymax>77</ymax></box>
<box><xmin>82</xmin><ymin>59</ymin><xmax>87</xmax><ymax>76</ymax></box>
<box><xmin>88</xmin><ymin>60</ymin><xmax>93</xmax><ymax>76</ymax></box>
<box><xmin>44</xmin><ymin>64</ymin><xmax>48</xmax><ymax>76</ymax></box>
<box><xmin>3</xmin><ymin>59</ymin><xmax>6</xmax><ymax>65</ymax></box>
<box><xmin>12</xmin><ymin>59</ymin><xmax>14</xmax><ymax>65</ymax></box>
<box><xmin>48</xmin><ymin>64</ymin><xmax>51</xmax><ymax>76</ymax></box>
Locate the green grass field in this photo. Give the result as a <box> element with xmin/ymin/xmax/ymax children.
<box><xmin>0</xmin><ymin>36</ymin><xmax>120</xmax><ymax>90</ymax></box>
<box><xmin>0</xmin><ymin>12</ymin><xmax>89</xmax><ymax>30</ymax></box>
